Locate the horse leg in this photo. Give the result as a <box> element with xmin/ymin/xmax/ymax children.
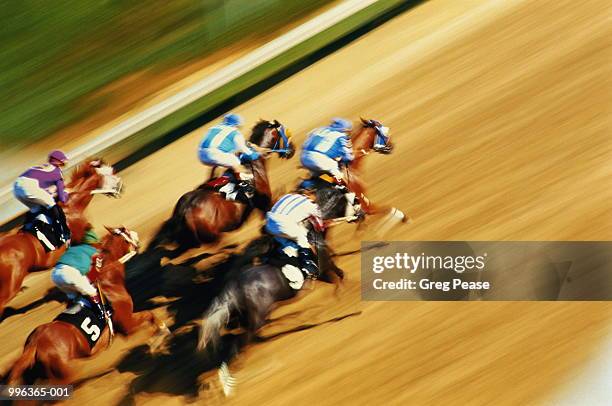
<box><xmin>106</xmin><ymin>285</ymin><xmax>153</xmax><ymax>335</ymax></box>
<box><xmin>111</xmin><ymin>299</ymin><xmax>153</xmax><ymax>335</ymax></box>
<box><xmin>0</xmin><ymin>264</ymin><xmax>27</xmax><ymax>320</ymax></box>
<box><xmin>217</xmin><ymin>297</ymin><xmax>269</xmax><ymax>397</ymax></box>
<box><xmin>108</xmin><ymin>287</ymin><xmax>168</xmax><ymax>350</ymax></box>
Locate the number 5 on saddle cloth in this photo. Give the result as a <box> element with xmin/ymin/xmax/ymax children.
<box><xmin>55</xmin><ymin>300</ymin><xmax>110</xmax><ymax>349</ymax></box>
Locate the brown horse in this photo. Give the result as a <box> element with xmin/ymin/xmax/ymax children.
<box><xmin>5</xmin><ymin>226</ymin><xmax>167</xmax><ymax>385</ymax></box>
<box><xmin>148</xmin><ymin>120</ymin><xmax>294</xmax><ymax>251</ymax></box>
<box><xmin>304</xmin><ymin>118</ymin><xmax>407</xmax><ymax>226</ymax></box>
<box><xmin>0</xmin><ymin>159</ymin><xmax>123</xmax><ymax>317</ymax></box>
<box><xmin>346</xmin><ymin>118</ymin><xmax>398</xmax><ymax>214</ymax></box>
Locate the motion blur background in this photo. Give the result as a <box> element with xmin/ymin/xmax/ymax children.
<box><xmin>1</xmin><ymin>0</ymin><xmax>611</xmax><ymax>405</ymax></box>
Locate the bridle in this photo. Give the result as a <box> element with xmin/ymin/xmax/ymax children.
<box><xmin>111</xmin><ymin>228</ymin><xmax>140</xmax><ymax>263</ymax></box>
<box><xmin>263</xmin><ymin>124</ymin><xmax>293</xmax><ymax>156</ymax></box>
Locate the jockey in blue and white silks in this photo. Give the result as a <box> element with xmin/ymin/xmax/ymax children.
<box><xmin>199</xmin><ymin>113</ymin><xmax>260</xmax><ymax>177</ymax></box>
<box><xmin>300</xmin><ymin>118</ymin><xmax>364</xmax><ymax>218</ymax></box>
<box><xmin>198</xmin><ymin>113</ymin><xmax>261</xmax><ymax>201</ymax></box>
<box><xmin>265</xmin><ymin>190</ymin><xmax>324</xmax><ymax>279</ymax></box>
<box><xmin>301</xmin><ymin>118</ymin><xmax>354</xmax><ymax>183</ymax></box>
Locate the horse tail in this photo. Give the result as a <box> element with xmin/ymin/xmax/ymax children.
<box><xmin>198</xmin><ymin>281</ymin><xmax>240</xmax><ymax>352</ymax></box>
<box><xmin>6</xmin><ymin>330</ymin><xmax>40</xmax><ymax>385</ymax></box>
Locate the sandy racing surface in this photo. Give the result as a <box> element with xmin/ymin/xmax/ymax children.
<box><xmin>1</xmin><ymin>0</ymin><xmax>611</xmax><ymax>404</ymax></box>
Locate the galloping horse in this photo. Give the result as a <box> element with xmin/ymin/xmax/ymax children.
<box><xmin>6</xmin><ymin>226</ymin><xmax>168</xmax><ymax>385</ymax></box>
<box><xmin>0</xmin><ymin>159</ymin><xmax>122</xmax><ymax>317</ymax></box>
<box><xmin>148</xmin><ymin>120</ymin><xmax>294</xmax><ymax>250</ymax></box>
<box><xmin>307</xmin><ymin>118</ymin><xmax>407</xmax><ymax>225</ymax></box>
<box><xmin>197</xmin><ymin>231</ymin><xmax>337</xmax><ymax>396</ymax></box>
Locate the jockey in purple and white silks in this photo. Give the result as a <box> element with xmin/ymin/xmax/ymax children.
<box><xmin>13</xmin><ymin>150</ymin><xmax>71</xmax><ymax>246</ymax></box>
<box><xmin>265</xmin><ymin>190</ymin><xmax>325</xmax><ymax>280</ymax></box>
<box><xmin>198</xmin><ymin>113</ymin><xmax>261</xmax><ymax>201</ymax></box>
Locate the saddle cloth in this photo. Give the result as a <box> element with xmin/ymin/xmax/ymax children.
<box><xmin>55</xmin><ymin>301</ymin><xmax>107</xmax><ymax>349</ymax></box>
<box><xmin>22</xmin><ymin>212</ymin><xmax>62</xmax><ymax>251</ymax></box>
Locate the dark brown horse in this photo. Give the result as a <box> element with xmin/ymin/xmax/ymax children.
<box><xmin>5</xmin><ymin>226</ymin><xmax>168</xmax><ymax>385</ymax></box>
<box><xmin>0</xmin><ymin>159</ymin><xmax>123</xmax><ymax>317</ymax></box>
<box><xmin>148</xmin><ymin>120</ymin><xmax>294</xmax><ymax>251</ymax></box>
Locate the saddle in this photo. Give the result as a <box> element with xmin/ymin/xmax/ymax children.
<box><xmin>55</xmin><ymin>299</ymin><xmax>111</xmax><ymax>349</ymax></box>
<box><xmin>203</xmin><ymin>175</ymin><xmax>232</xmax><ymax>190</ymax></box>
<box><xmin>22</xmin><ymin>211</ymin><xmax>63</xmax><ymax>252</ymax></box>
<box><xmin>202</xmin><ymin>172</ymin><xmax>254</xmax><ymax>205</ymax></box>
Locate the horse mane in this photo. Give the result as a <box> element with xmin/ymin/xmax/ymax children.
<box><xmin>67</xmin><ymin>158</ymin><xmax>107</xmax><ymax>187</ymax></box>
<box><xmin>351</xmin><ymin>118</ymin><xmax>381</xmax><ymax>148</ymax></box>
<box><xmin>249</xmin><ymin>120</ymin><xmax>277</xmax><ymax>145</ymax></box>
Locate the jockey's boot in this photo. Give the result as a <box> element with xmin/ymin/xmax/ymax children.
<box><xmin>229</xmin><ymin>171</ymin><xmax>255</xmax><ymax>203</ymax></box>
<box><xmin>344</xmin><ymin>192</ymin><xmax>366</xmax><ymax>221</ymax></box>
<box><xmin>298</xmin><ymin>247</ymin><xmax>319</xmax><ymax>279</ymax></box>
<box><xmin>332</xmin><ymin>176</ymin><xmax>349</xmax><ymax>193</ymax></box>
<box><xmin>23</xmin><ymin>209</ymin><xmax>38</xmax><ymax>232</ymax></box>
<box><xmin>88</xmin><ymin>294</ymin><xmax>107</xmax><ymax>320</ymax></box>
<box><xmin>48</xmin><ymin>204</ymin><xmax>71</xmax><ymax>243</ymax></box>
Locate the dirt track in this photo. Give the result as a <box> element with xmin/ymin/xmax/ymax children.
<box><xmin>1</xmin><ymin>0</ymin><xmax>611</xmax><ymax>404</ymax></box>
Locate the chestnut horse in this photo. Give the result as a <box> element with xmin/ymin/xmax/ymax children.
<box><xmin>303</xmin><ymin>118</ymin><xmax>406</xmax><ymax>224</ymax></box>
<box><xmin>0</xmin><ymin>159</ymin><xmax>122</xmax><ymax>317</ymax></box>
<box><xmin>148</xmin><ymin>120</ymin><xmax>294</xmax><ymax>250</ymax></box>
<box><xmin>6</xmin><ymin>226</ymin><xmax>168</xmax><ymax>385</ymax></box>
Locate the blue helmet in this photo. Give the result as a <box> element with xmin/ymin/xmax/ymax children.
<box><xmin>222</xmin><ymin>113</ymin><xmax>243</xmax><ymax>127</ymax></box>
<box><xmin>329</xmin><ymin>117</ymin><xmax>352</xmax><ymax>132</ymax></box>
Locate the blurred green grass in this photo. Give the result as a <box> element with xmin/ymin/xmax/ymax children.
<box><xmin>0</xmin><ymin>0</ymin><xmax>332</xmax><ymax>148</ymax></box>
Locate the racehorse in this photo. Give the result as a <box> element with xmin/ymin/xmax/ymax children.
<box><xmin>148</xmin><ymin>120</ymin><xmax>294</xmax><ymax>250</ymax></box>
<box><xmin>0</xmin><ymin>159</ymin><xmax>122</xmax><ymax>317</ymax></box>
<box><xmin>197</xmin><ymin>230</ymin><xmax>338</xmax><ymax>395</ymax></box>
<box><xmin>5</xmin><ymin>226</ymin><xmax>168</xmax><ymax>385</ymax></box>
<box><xmin>306</xmin><ymin>118</ymin><xmax>407</xmax><ymax>226</ymax></box>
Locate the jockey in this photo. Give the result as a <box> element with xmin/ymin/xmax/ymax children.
<box><xmin>51</xmin><ymin>229</ymin><xmax>107</xmax><ymax>319</ymax></box>
<box><xmin>13</xmin><ymin>150</ymin><xmax>71</xmax><ymax>246</ymax></box>
<box><xmin>198</xmin><ymin>113</ymin><xmax>261</xmax><ymax>202</ymax></box>
<box><xmin>265</xmin><ymin>189</ymin><xmax>325</xmax><ymax>279</ymax></box>
<box><xmin>301</xmin><ymin>118</ymin><xmax>362</xmax><ymax>217</ymax></box>
<box><xmin>301</xmin><ymin>118</ymin><xmax>354</xmax><ymax>185</ymax></box>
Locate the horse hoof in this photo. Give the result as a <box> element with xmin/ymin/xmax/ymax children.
<box><xmin>219</xmin><ymin>362</ymin><xmax>237</xmax><ymax>397</ymax></box>
<box><xmin>389</xmin><ymin>207</ymin><xmax>407</xmax><ymax>222</ymax></box>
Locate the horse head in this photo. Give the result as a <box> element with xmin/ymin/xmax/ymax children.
<box><xmin>249</xmin><ymin>119</ymin><xmax>295</xmax><ymax>159</ymax></box>
<box><xmin>101</xmin><ymin>225</ymin><xmax>140</xmax><ymax>264</ymax></box>
<box><xmin>354</xmin><ymin>118</ymin><xmax>393</xmax><ymax>155</ymax></box>
<box><xmin>65</xmin><ymin>159</ymin><xmax>123</xmax><ymax>211</ymax></box>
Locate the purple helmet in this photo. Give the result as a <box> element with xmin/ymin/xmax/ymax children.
<box><xmin>329</xmin><ymin>118</ymin><xmax>352</xmax><ymax>132</ymax></box>
<box><xmin>222</xmin><ymin>113</ymin><xmax>243</xmax><ymax>127</ymax></box>
<box><xmin>48</xmin><ymin>150</ymin><xmax>68</xmax><ymax>164</ymax></box>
